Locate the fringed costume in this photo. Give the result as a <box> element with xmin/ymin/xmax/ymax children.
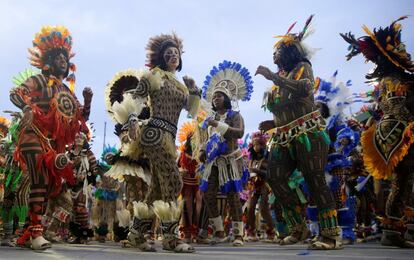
<box><xmin>9</xmin><ymin>26</ymin><xmax>92</xmax><ymax>250</ymax></box>
<box><xmin>104</xmin><ymin>69</ymin><xmax>154</xmax><ymax>247</ymax></box>
<box><xmin>67</xmin><ymin>133</ymin><xmax>98</xmax><ymax>244</ymax></box>
<box><xmin>341</xmin><ymin>16</ymin><xmax>414</xmax><ymax>247</ymax></box>
<box><xmin>257</xmin><ymin>15</ymin><xmax>343</xmax><ymax>249</ymax></box>
<box><xmin>200</xmin><ymin>60</ymin><xmax>252</xmax><ymax>246</ymax></box>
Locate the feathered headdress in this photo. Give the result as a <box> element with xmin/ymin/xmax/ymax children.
<box><xmin>100</xmin><ymin>144</ymin><xmax>118</xmax><ymax>166</ymax></box>
<box><xmin>28</xmin><ymin>26</ymin><xmax>77</xmax><ymax>91</ymax></box>
<box><xmin>334</xmin><ymin>126</ymin><xmax>360</xmax><ymax>156</ymax></box>
<box><xmin>314</xmin><ymin>71</ymin><xmax>353</xmax><ymax>117</ymax></box>
<box><xmin>145</xmin><ymin>32</ymin><xmax>183</xmax><ymax>69</ymax></box>
<box><xmin>0</xmin><ymin>116</ymin><xmax>11</xmax><ymax>138</ymax></box>
<box><xmin>202</xmin><ymin>60</ymin><xmax>253</xmax><ymax>109</ymax></box>
<box><xmin>340</xmin><ymin>16</ymin><xmax>414</xmax><ymax>73</ymax></box>
<box><xmin>273</xmin><ymin>14</ymin><xmax>315</xmax><ymax>58</ymax></box>
<box><xmin>249</xmin><ymin>131</ymin><xmax>269</xmax><ymax>147</ymax></box>
<box><xmin>105</xmin><ymin>69</ymin><xmax>147</xmax><ymax>124</ymax></box>
<box><xmin>177</xmin><ymin>121</ymin><xmax>196</xmax><ymax>152</ymax></box>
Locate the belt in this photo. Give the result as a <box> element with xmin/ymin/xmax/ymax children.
<box><xmin>147</xmin><ymin>117</ymin><xmax>177</xmax><ymax>136</ymax></box>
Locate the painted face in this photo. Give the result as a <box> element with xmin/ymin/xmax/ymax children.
<box><xmin>212</xmin><ymin>91</ymin><xmax>226</xmax><ymax>110</ymax></box>
<box><xmin>52</xmin><ymin>53</ymin><xmax>68</xmax><ymax>76</ymax></box>
<box><xmin>163</xmin><ymin>46</ymin><xmax>180</xmax><ymax>72</ymax></box>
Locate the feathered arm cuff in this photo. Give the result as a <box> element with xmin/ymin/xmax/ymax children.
<box><xmin>112</xmin><ymin>94</ymin><xmax>146</xmax><ymax>125</ymax></box>
<box><xmin>216</xmin><ymin>121</ymin><xmax>229</xmax><ymax>135</ymax></box>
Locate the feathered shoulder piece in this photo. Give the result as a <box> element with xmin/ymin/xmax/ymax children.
<box><xmin>202</xmin><ymin>60</ymin><xmax>253</xmax><ymax>105</ymax></box>
<box><xmin>105</xmin><ymin>69</ymin><xmax>147</xmax><ymax>124</ymax></box>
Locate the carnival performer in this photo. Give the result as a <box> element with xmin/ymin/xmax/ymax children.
<box><xmin>9</xmin><ymin>26</ymin><xmax>93</xmax><ymax>250</ymax></box>
<box><xmin>103</xmin><ymin>69</ymin><xmax>153</xmax><ymax>247</ymax></box>
<box><xmin>256</xmin><ymin>15</ymin><xmax>343</xmax><ymax>249</ymax></box>
<box><xmin>314</xmin><ymin>72</ymin><xmax>359</xmax><ymax>244</ymax></box>
<box><xmin>341</xmin><ymin>16</ymin><xmax>414</xmax><ymax>247</ymax></box>
<box><xmin>104</xmin><ymin>69</ymin><xmax>152</xmax><ymax>209</ymax></box>
<box><xmin>127</xmin><ymin>32</ymin><xmax>200</xmax><ymax>253</ymax></box>
<box><xmin>199</xmin><ymin>60</ymin><xmax>252</xmax><ymax>246</ymax></box>
<box><xmin>177</xmin><ymin>121</ymin><xmax>211</xmax><ymax>244</ymax></box>
<box><xmin>0</xmin><ymin>116</ymin><xmax>30</xmax><ymax>247</ymax></box>
<box><xmin>245</xmin><ymin>131</ymin><xmax>276</xmax><ymax>242</ymax></box>
<box><xmin>91</xmin><ymin>157</ymin><xmax>121</xmax><ymax>243</ymax></box>
<box><xmin>67</xmin><ymin>132</ymin><xmax>98</xmax><ymax>244</ymax></box>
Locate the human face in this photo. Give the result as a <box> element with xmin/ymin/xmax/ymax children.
<box><xmin>253</xmin><ymin>142</ymin><xmax>263</xmax><ymax>153</ymax></box>
<box><xmin>75</xmin><ymin>133</ymin><xmax>85</xmax><ymax>147</ymax></box>
<box><xmin>163</xmin><ymin>46</ymin><xmax>180</xmax><ymax>72</ymax></box>
<box><xmin>273</xmin><ymin>47</ymin><xmax>282</xmax><ymax>66</ymax></box>
<box><xmin>212</xmin><ymin>91</ymin><xmax>226</xmax><ymax>111</ymax></box>
<box><xmin>52</xmin><ymin>53</ymin><xmax>68</xmax><ymax>77</ymax></box>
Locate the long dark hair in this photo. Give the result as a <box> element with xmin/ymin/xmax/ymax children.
<box><xmin>211</xmin><ymin>92</ymin><xmax>232</xmax><ymax>111</ymax></box>
<box><xmin>276</xmin><ymin>44</ymin><xmax>311</xmax><ymax>72</ymax></box>
<box><xmin>366</xmin><ymin>55</ymin><xmax>414</xmax><ymax>82</ymax></box>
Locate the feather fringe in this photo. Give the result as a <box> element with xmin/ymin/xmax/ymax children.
<box><xmin>152</xmin><ymin>200</ymin><xmax>182</xmax><ymax>222</ymax></box>
<box><xmin>362</xmin><ymin>122</ymin><xmax>414</xmax><ymax>180</ymax></box>
<box><xmin>133</xmin><ymin>201</ymin><xmax>154</xmax><ymax>219</ymax></box>
<box><xmin>116</xmin><ymin>209</ymin><xmax>131</xmax><ymax>228</ymax></box>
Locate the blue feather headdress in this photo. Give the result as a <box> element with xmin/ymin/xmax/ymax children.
<box><xmin>202</xmin><ymin>60</ymin><xmax>253</xmax><ymax>105</ymax></box>
<box><xmin>100</xmin><ymin>144</ymin><xmax>118</xmax><ymax>167</ymax></box>
<box><xmin>334</xmin><ymin>126</ymin><xmax>360</xmax><ymax>156</ymax></box>
<box><xmin>315</xmin><ymin>71</ymin><xmax>352</xmax><ymax>108</ymax></box>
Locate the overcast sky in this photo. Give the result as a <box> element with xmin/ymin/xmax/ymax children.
<box><xmin>1</xmin><ymin>0</ymin><xmax>413</xmax><ymax>156</ymax></box>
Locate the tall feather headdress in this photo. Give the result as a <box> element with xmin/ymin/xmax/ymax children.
<box><xmin>340</xmin><ymin>16</ymin><xmax>414</xmax><ymax>73</ymax></box>
<box><xmin>202</xmin><ymin>60</ymin><xmax>253</xmax><ymax>109</ymax></box>
<box><xmin>29</xmin><ymin>25</ymin><xmax>77</xmax><ymax>91</ymax></box>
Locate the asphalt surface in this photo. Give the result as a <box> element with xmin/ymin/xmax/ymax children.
<box><xmin>0</xmin><ymin>240</ymin><xmax>412</xmax><ymax>260</ymax></box>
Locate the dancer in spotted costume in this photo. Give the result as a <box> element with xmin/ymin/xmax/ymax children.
<box><xmin>127</xmin><ymin>33</ymin><xmax>200</xmax><ymax>253</ymax></box>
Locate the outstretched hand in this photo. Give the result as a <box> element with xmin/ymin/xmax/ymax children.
<box><xmin>255</xmin><ymin>65</ymin><xmax>274</xmax><ymax>81</ymax></box>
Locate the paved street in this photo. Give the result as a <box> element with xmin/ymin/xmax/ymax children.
<box><xmin>0</xmin><ymin>241</ymin><xmax>412</xmax><ymax>260</ymax></box>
